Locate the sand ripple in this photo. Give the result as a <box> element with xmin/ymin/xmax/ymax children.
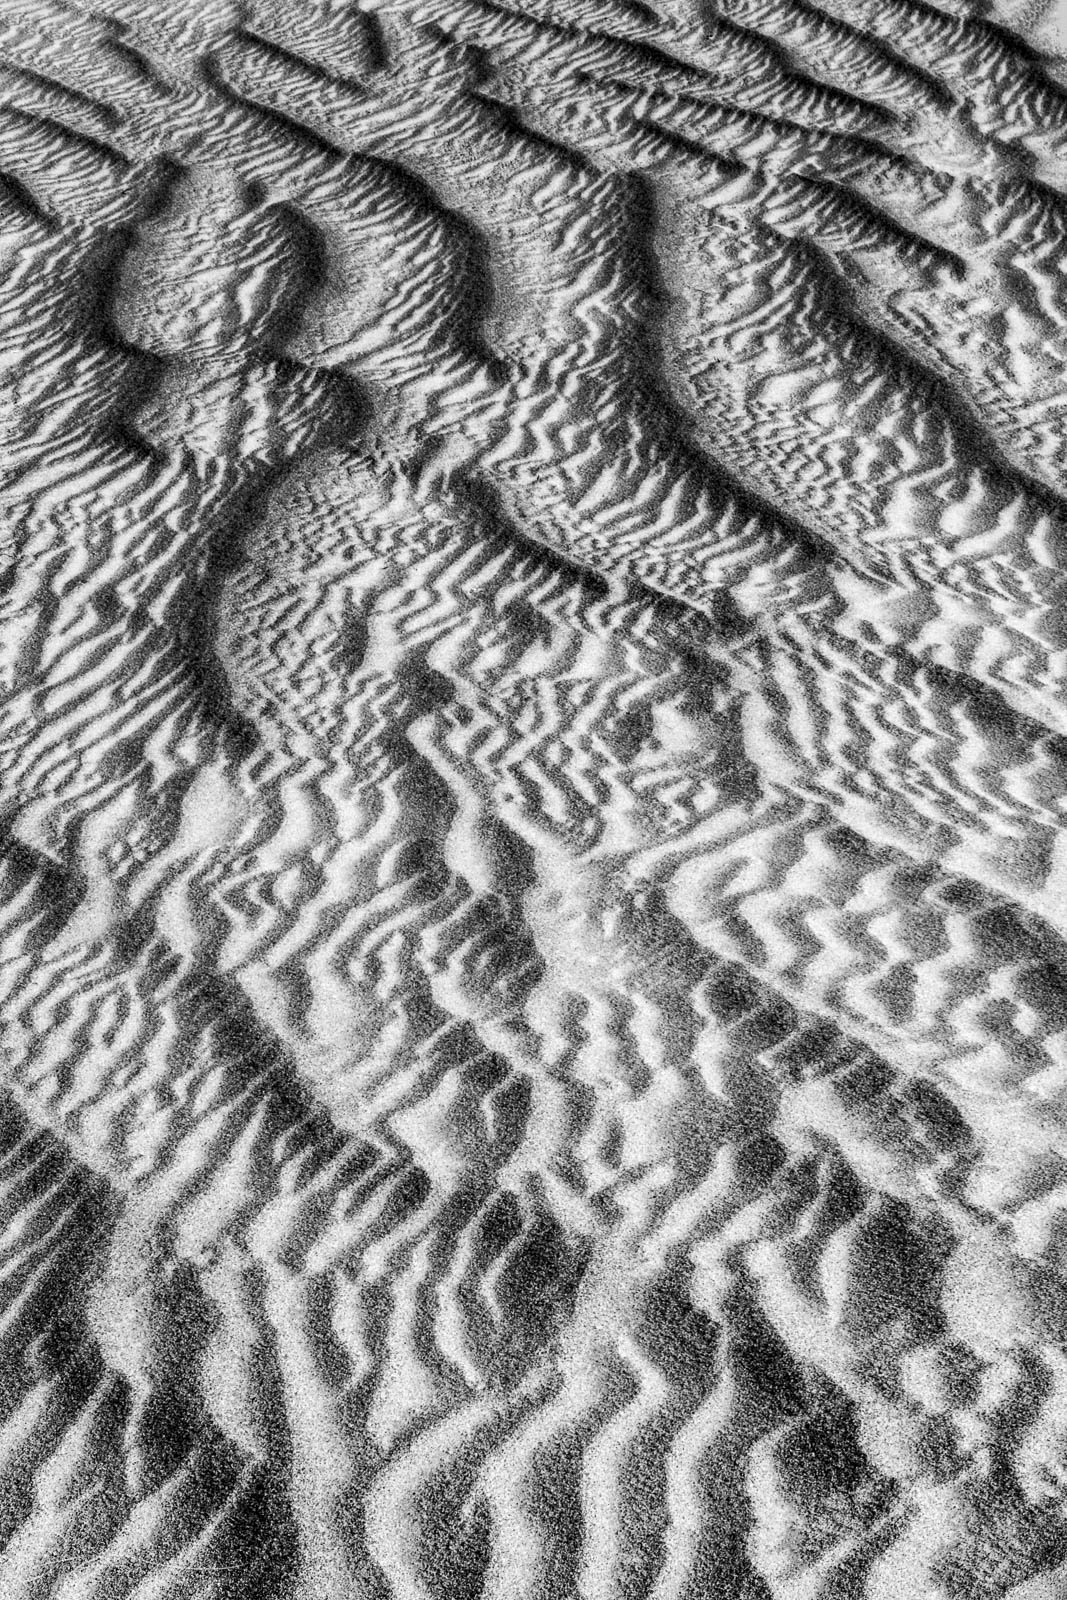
<box><xmin>4</xmin><ymin>0</ymin><xmax>1067</xmax><ymax>1594</ymax></box>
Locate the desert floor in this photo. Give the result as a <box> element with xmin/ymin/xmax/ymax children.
<box><xmin>4</xmin><ymin>0</ymin><xmax>1067</xmax><ymax>1596</ymax></box>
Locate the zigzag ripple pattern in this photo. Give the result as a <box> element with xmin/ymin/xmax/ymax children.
<box><xmin>4</xmin><ymin>0</ymin><xmax>1067</xmax><ymax>1594</ymax></box>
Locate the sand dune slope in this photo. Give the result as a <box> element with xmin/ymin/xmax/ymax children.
<box><xmin>7</xmin><ymin>0</ymin><xmax>1067</xmax><ymax>1594</ymax></box>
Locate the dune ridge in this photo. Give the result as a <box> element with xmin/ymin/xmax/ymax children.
<box><xmin>5</xmin><ymin>0</ymin><xmax>1067</xmax><ymax>1595</ymax></box>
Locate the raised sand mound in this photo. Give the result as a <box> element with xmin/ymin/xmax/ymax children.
<box><xmin>5</xmin><ymin>0</ymin><xmax>1067</xmax><ymax>1595</ymax></box>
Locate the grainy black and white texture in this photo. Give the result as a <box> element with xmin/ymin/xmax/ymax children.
<box><xmin>4</xmin><ymin>0</ymin><xmax>1067</xmax><ymax>1595</ymax></box>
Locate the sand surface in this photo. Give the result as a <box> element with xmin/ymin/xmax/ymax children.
<box><xmin>6</xmin><ymin>0</ymin><xmax>1067</xmax><ymax>1595</ymax></box>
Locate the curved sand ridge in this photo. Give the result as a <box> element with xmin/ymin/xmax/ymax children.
<box><xmin>5</xmin><ymin>0</ymin><xmax>1067</xmax><ymax>1595</ymax></box>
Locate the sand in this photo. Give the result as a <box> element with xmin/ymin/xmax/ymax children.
<box><xmin>4</xmin><ymin>0</ymin><xmax>1067</xmax><ymax>1594</ymax></box>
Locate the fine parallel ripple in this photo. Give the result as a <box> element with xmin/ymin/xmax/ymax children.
<box><xmin>3</xmin><ymin>0</ymin><xmax>1067</xmax><ymax>1596</ymax></box>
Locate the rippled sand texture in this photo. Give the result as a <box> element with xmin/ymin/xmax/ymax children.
<box><xmin>11</xmin><ymin>0</ymin><xmax>1067</xmax><ymax>1596</ymax></box>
